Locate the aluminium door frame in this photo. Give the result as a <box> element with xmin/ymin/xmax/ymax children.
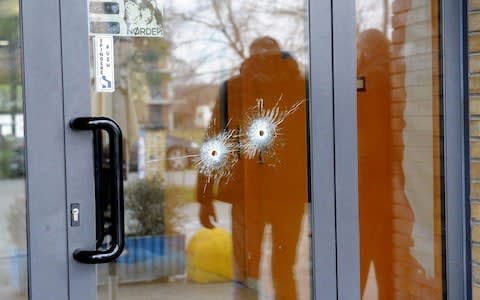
<box><xmin>21</xmin><ymin>0</ymin><xmax>70</xmax><ymax>299</ymax></box>
<box><xmin>21</xmin><ymin>0</ymin><xmax>96</xmax><ymax>299</ymax></box>
<box><xmin>331</xmin><ymin>0</ymin><xmax>360</xmax><ymax>298</ymax></box>
<box><xmin>308</xmin><ymin>0</ymin><xmax>339</xmax><ymax>299</ymax></box>
<box><xmin>442</xmin><ymin>0</ymin><xmax>470</xmax><ymax>298</ymax></box>
<box><xmin>331</xmin><ymin>0</ymin><xmax>470</xmax><ymax>299</ymax></box>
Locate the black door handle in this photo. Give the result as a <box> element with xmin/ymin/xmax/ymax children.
<box><xmin>93</xmin><ymin>129</ymin><xmax>105</xmax><ymax>249</ymax></box>
<box><xmin>70</xmin><ymin>117</ymin><xmax>125</xmax><ymax>264</ymax></box>
<box><xmin>93</xmin><ymin>129</ymin><xmax>110</xmax><ymax>249</ymax></box>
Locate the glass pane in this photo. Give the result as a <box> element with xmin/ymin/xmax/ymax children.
<box><xmin>356</xmin><ymin>0</ymin><xmax>443</xmax><ymax>299</ymax></box>
<box><xmin>88</xmin><ymin>1</ymin><xmax>311</xmax><ymax>299</ymax></box>
<box><xmin>0</xmin><ymin>1</ymin><xmax>27</xmax><ymax>299</ymax></box>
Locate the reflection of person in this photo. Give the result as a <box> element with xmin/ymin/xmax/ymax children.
<box><xmin>196</xmin><ymin>37</ymin><xmax>308</xmax><ymax>300</ymax></box>
<box><xmin>357</xmin><ymin>28</ymin><xmax>396</xmax><ymax>300</ymax></box>
<box><xmin>124</xmin><ymin>0</ymin><xmax>163</xmax><ymax>27</ymax></box>
<box><xmin>357</xmin><ymin>29</ymin><xmax>435</xmax><ymax>299</ymax></box>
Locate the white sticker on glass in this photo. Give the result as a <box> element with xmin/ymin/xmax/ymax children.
<box><xmin>88</xmin><ymin>0</ymin><xmax>164</xmax><ymax>38</ymax></box>
<box><xmin>94</xmin><ymin>36</ymin><xmax>115</xmax><ymax>93</ymax></box>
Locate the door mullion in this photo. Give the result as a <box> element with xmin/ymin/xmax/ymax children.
<box><xmin>309</xmin><ymin>0</ymin><xmax>339</xmax><ymax>299</ymax></box>
<box><xmin>331</xmin><ymin>0</ymin><xmax>361</xmax><ymax>299</ymax></box>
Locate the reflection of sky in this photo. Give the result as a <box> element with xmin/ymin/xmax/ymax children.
<box><xmin>165</xmin><ymin>0</ymin><xmax>308</xmax><ymax>84</ymax></box>
<box><xmin>356</xmin><ymin>0</ymin><xmax>394</xmax><ymax>38</ymax></box>
<box><xmin>167</xmin><ymin>0</ymin><xmax>393</xmax><ymax>84</ymax></box>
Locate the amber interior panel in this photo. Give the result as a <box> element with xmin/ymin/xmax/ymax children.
<box><xmin>356</xmin><ymin>0</ymin><xmax>444</xmax><ymax>299</ymax></box>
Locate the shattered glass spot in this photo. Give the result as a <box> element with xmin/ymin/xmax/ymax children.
<box><xmin>242</xmin><ymin>97</ymin><xmax>305</xmax><ymax>160</ymax></box>
<box><xmin>246</xmin><ymin>117</ymin><xmax>276</xmax><ymax>154</ymax></box>
<box><xmin>196</xmin><ymin>129</ymin><xmax>238</xmax><ymax>182</ymax></box>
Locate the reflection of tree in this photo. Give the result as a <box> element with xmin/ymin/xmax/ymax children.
<box><xmin>170</xmin><ymin>1</ymin><xmax>248</xmax><ymax>60</ymax></box>
<box><xmin>166</xmin><ymin>0</ymin><xmax>307</xmax><ymax>85</ymax></box>
<box><xmin>177</xmin><ymin>1</ymin><xmax>247</xmax><ymax>60</ymax></box>
<box><xmin>115</xmin><ymin>1</ymin><xmax>308</xmax><ymax>130</ymax></box>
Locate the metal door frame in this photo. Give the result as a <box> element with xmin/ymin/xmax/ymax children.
<box><xmin>442</xmin><ymin>0</ymin><xmax>471</xmax><ymax>298</ymax></box>
<box><xmin>21</xmin><ymin>0</ymin><xmax>70</xmax><ymax>299</ymax></box>
<box><xmin>331</xmin><ymin>0</ymin><xmax>470</xmax><ymax>299</ymax></box>
<box><xmin>331</xmin><ymin>0</ymin><xmax>360</xmax><ymax>298</ymax></box>
<box><xmin>308</xmin><ymin>0</ymin><xmax>339</xmax><ymax>299</ymax></box>
<box><xmin>20</xmin><ymin>0</ymin><xmax>96</xmax><ymax>298</ymax></box>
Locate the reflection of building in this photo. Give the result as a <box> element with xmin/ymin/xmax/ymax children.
<box><xmin>134</xmin><ymin>45</ymin><xmax>172</xmax><ymax>129</ymax></box>
<box><xmin>124</xmin><ymin>48</ymin><xmax>215</xmax><ymax>131</ymax></box>
<box><xmin>172</xmin><ymin>84</ymin><xmax>217</xmax><ymax>129</ymax></box>
<box><xmin>110</xmin><ymin>47</ymin><xmax>213</xmax><ymax>176</ymax></box>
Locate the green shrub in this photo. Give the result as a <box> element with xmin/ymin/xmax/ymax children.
<box><xmin>125</xmin><ymin>175</ymin><xmax>166</xmax><ymax>235</ymax></box>
<box><xmin>125</xmin><ymin>174</ymin><xmax>188</xmax><ymax>235</ymax></box>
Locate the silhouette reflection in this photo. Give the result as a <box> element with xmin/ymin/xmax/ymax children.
<box><xmin>196</xmin><ymin>37</ymin><xmax>308</xmax><ymax>300</ymax></box>
<box><xmin>357</xmin><ymin>29</ymin><xmax>438</xmax><ymax>299</ymax></box>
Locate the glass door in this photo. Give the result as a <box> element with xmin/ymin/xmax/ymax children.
<box><xmin>332</xmin><ymin>0</ymin><xmax>468</xmax><ymax>299</ymax></box>
<box><xmin>90</xmin><ymin>2</ymin><xmax>313</xmax><ymax>299</ymax></box>
<box><xmin>62</xmin><ymin>1</ymin><xmax>340</xmax><ymax>300</ymax></box>
<box><xmin>356</xmin><ymin>0</ymin><xmax>444</xmax><ymax>298</ymax></box>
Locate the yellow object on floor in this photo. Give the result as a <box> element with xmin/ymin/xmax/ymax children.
<box><xmin>186</xmin><ymin>227</ymin><xmax>233</xmax><ymax>283</ymax></box>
